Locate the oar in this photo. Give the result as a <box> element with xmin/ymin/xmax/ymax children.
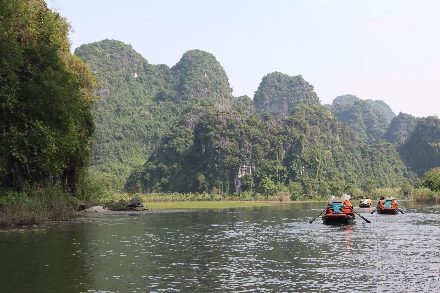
<box><xmin>371</xmin><ymin>205</ymin><xmax>379</xmax><ymax>214</ymax></box>
<box><xmin>396</xmin><ymin>205</ymin><xmax>405</xmax><ymax>214</ymax></box>
<box><xmin>350</xmin><ymin>207</ymin><xmax>371</xmax><ymax>223</ymax></box>
<box><xmin>309</xmin><ymin>208</ymin><xmax>326</xmax><ymax>224</ymax></box>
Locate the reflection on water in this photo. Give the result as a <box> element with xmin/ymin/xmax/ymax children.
<box><xmin>1</xmin><ymin>202</ymin><xmax>440</xmax><ymax>292</ymax></box>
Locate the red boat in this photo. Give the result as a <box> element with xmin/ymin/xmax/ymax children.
<box><xmin>359</xmin><ymin>198</ymin><xmax>373</xmax><ymax>208</ymax></box>
<box><xmin>377</xmin><ymin>197</ymin><xmax>399</xmax><ymax>214</ymax></box>
<box><xmin>322</xmin><ymin>194</ymin><xmax>355</xmax><ymax>225</ymax></box>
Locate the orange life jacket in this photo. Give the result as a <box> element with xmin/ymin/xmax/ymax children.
<box><xmin>341</xmin><ymin>200</ymin><xmax>354</xmax><ymax>214</ymax></box>
<box><xmin>360</xmin><ymin>198</ymin><xmax>372</xmax><ymax>205</ymax></box>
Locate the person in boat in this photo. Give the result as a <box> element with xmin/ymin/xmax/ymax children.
<box><xmin>340</xmin><ymin>194</ymin><xmax>354</xmax><ymax>214</ymax></box>
<box><xmin>378</xmin><ymin>196</ymin><xmax>385</xmax><ymax>206</ymax></box>
<box><xmin>390</xmin><ymin>197</ymin><xmax>398</xmax><ymax>209</ymax></box>
<box><xmin>326</xmin><ymin>196</ymin><xmax>345</xmax><ymax>214</ymax></box>
<box><xmin>326</xmin><ymin>200</ymin><xmax>345</xmax><ymax>214</ymax></box>
<box><xmin>360</xmin><ymin>197</ymin><xmax>372</xmax><ymax>206</ymax></box>
<box><xmin>326</xmin><ymin>194</ymin><xmax>354</xmax><ymax>215</ymax></box>
<box><xmin>381</xmin><ymin>197</ymin><xmax>398</xmax><ymax>209</ymax></box>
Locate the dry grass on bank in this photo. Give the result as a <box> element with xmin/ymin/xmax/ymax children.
<box><xmin>411</xmin><ymin>188</ymin><xmax>440</xmax><ymax>203</ymax></box>
<box><xmin>0</xmin><ymin>187</ymin><xmax>78</xmax><ymax>227</ymax></box>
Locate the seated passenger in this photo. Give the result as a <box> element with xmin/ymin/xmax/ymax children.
<box><xmin>378</xmin><ymin>196</ymin><xmax>385</xmax><ymax>207</ymax></box>
<box><xmin>384</xmin><ymin>200</ymin><xmax>392</xmax><ymax>209</ymax></box>
<box><xmin>328</xmin><ymin>202</ymin><xmax>345</xmax><ymax>214</ymax></box>
<box><xmin>339</xmin><ymin>194</ymin><xmax>354</xmax><ymax>214</ymax></box>
<box><xmin>390</xmin><ymin>197</ymin><xmax>398</xmax><ymax>209</ymax></box>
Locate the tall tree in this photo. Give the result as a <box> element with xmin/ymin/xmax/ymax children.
<box><xmin>0</xmin><ymin>0</ymin><xmax>96</xmax><ymax>192</ymax></box>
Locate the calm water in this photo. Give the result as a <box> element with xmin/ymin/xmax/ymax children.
<box><xmin>1</xmin><ymin>201</ymin><xmax>440</xmax><ymax>293</ymax></box>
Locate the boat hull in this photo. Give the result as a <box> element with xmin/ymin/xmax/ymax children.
<box><xmin>359</xmin><ymin>204</ymin><xmax>372</xmax><ymax>208</ymax></box>
<box><xmin>377</xmin><ymin>208</ymin><xmax>398</xmax><ymax>215</ymax></box>
<box><xmin>322</xmin><ymin>214</ymin><xmax>355</xmax><ymax>225</ymax></box>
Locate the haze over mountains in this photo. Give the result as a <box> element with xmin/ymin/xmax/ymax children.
<box><xmin>75</xmin><ymin>39</ymin><xmax>440</xmax><ymax>195</ymax></box>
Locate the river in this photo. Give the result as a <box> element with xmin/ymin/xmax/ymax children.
<box><xmin>0</xmin><ymin>201</ymin><xmax>439</xmax><ymax>292</ymax></box>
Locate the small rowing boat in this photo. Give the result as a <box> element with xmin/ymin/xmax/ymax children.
<box><xmin>322</xmin><ymin>194</ymin><xmax>355</xmax><ymax>225</ymax></box>
<box><xmin>377</xmin><ymin>197</ymin><xmax>399</xmax><ymax>214</ymax></box>
<box><xmin>359</xmin><ymin>198</ymin><xmax>373</xmax><ymax>208</ymax></box>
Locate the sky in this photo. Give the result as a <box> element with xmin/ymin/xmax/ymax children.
<box><xmin>46</xmin><ymin>0</ymin><xmax>440</xmax><ymax>118</ymax></box>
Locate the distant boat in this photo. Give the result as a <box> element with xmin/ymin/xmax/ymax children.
<box><xmin>359</xmin><ymin>198</ymin><xmax>373</xmax><ymax>208</ymax></box>
<box><xmin>377</xmin><ymin>197</ymin><xmax>399</xmax><ymax>214</ymax></box>
<box><xmin>322</xmin><ymin>194</ymin><xmax>355</xmax><ymax>225</ymax></box>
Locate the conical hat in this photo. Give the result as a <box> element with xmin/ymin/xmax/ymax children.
<box><xmin>340</xmin><ymin>194</ymin><xmax>351</xmax><ymax>200</ymax></box>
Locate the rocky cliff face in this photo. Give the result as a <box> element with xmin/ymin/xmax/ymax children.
<box><xmin>383</xmin><ymin>113</ymin><xmax>418</xmax><ymax>144</ymax></box>
<box><xmin>253</xmin><ymin>72</ymin><xmax>320</xmax><ymax>118</ymax></box>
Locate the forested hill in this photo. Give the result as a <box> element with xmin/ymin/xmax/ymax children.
<box><xmin>399</xmin><ymin>116</ymin><xmax>440</xmax><ymax>177</ymax></box>
<box><xmin>383</xmin><ymin>113</ymin><xmax>418</xmax><ymax>144</ymax></box>
<box><xmin>253</xmin><ymin>72</ymin><xmax>320</xmax><ymax>118</ymax></box>
<box><xmin>126</xmin><ymin>104</ymin><xmax>414</xmax><ymax>197</ymax></box>
<box><xmin>75</xmin><ymin>39</ymin><xmax>437</xmax><ymax>193</ymax></box>
<box><xmin>324</xmin><ymin>94</ymin><xmax>394</xmax><ymax>143</ymax></box>
<box><xmin>327</xmin><ymin>94</ymin><xmax>396</xmax><ymax>123</ymax></box>
<box><xmin>74</xmin><ymin>40</ymin><xmax>237</xmax><ymax>189</ymax></box>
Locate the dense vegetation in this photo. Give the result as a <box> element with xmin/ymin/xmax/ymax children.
<box><xmin>3</xmin><ymin>3</ymin><xmax>439</xmax><ymax>209</ymax></box>
<box><xmin>74</xmin><ymin>41</ymin><xmax>237</xmax><ymax>190</ymax></box>
<box><xmin>326</xmin><ymin>94</ymin><xmax>396</xmax><ymax>123</ymax></box>
<box><xmin>73</xmin><ymin>40</ymin><xmax>440</xmax><ymax>199</ymax></box>
<box><xmin>126</xmin><ymin>103</ymin><xmax>414</xmax><ymax>199</ymax></box>
<box><xmin>399</xmin><ymin>116</ymin><xmax>440</xmax><ymax>177</ymax></box>
<box><xmin>0</xmin><ymin>0</ymin><xmax>96</xmax><ymax>193</ymax></box>
<box><xmin>253</xmin><ymin>72</ymin><xmax>320</xmax><ymax>118</ymax></box>
<box><xmin>325</xmin><ymin>95</ymin><xmax>391</xmax><ymax>143</ymax></box>
<box><xmin>383</xmin><ymin>112</ymin><xmax>418</xmax><ymax>144</ymax></box>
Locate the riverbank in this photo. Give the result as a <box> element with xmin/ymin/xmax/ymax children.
<box><xmin>126</xmin><ymin>200</ymin><xmax>289</xmax><ymax>210</ymax></box>
<box><xmin>2</xmin><ymin>186</ymin><xmax>438</xmax><ymax>226</ymax></box>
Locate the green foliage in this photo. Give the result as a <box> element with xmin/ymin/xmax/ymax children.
<box><xmin>172</xmin><ymin>49</ymin><xmax>233</xmax><ymax>103</ymax></box>
<box><xmin>70</xmin><ymin>38</ymin><xmax>433</xmax><ymax>198</ymax></box>
<box><xmin>0</xmin><ymin>186</ymin><xmax>78</xmax><ymax>226</ymax></box>
<box><xmin>288</xmin><ymin>181</ymin><xmax>302</xmax><ymax>199</ymax></box>
<box><xmin>327</xmin><ymin>99</ymin><xmax>389</xmax><ymax>143</ymax></box>
<box><xmin>399</xmin><ymin>116</ymin><xmax>440</xmax><ymax>177</ymax></box>
<box><xmin>75</xmin><ymin>42</ymin><xmax>235</xmax><ymax>190</ymax></box>
<box><xmin>327</xmin><ymin>94</ymin><xmax>396</xmax><ymax>123</ymax></box>
<box><xmin>361</xmin><ymin>178</ymin><xmax>376</xmax><ymax>195</ymax></box>
<box><xmin>0</xmin><ymin>0</ymin><xmax>96</xmax><ymax>192</ymax></box>
<box><xmin>127</xmin><ymin>104</ymin><xmax>413</xmax><ymax>199</ymax></box>
<box><xmin>367</xmin><ymin>99</ymin><xmax>396</xmax><ymax>123</ymax></box>
<box><xmin>412</xmin><ymin>188</ymin><xmax>440</xmax><ymax>203</ymax></box>
<box><xmin>383</xmin><ymin>112</ymin><xmax>418</xmax><ymax>144</ymax></box>
<box><xmin>231</xmin><ymin>95</ymin><xmax>256</xmax><ymax>116</ymax></box>
<box><xmin>420</xmin><ymin>167</ymin><xmax>440</xmax><ymax>192</ymax></box>
<box><xmin>257</xmin><ymin>177</ymin><xmax>278</xmax><ymax>196</ymax></box>
<box><xmin>254</xmin><ymin>72</ymin><xmax>320</xmax><ymax>118</ymax></box>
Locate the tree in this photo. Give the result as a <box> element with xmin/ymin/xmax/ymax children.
<box><xmin>361</xmin><ymin>178</ymin><xmax>376</xmax><ymax>195</ymax></box>
<box><xmin>0</xmin><ymin>0</ymin><xmax>96</xmax><ymax>193</ymax></box>
<box><xmin>420</xmin><ymin>167</ymin><xmax>440</xmax><ymax>192</ymax></box>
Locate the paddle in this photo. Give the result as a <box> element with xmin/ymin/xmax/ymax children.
<box><xmin>371</xmin><ymin>205</ymin><xmax>379</xmax><ymax>214</ymax></box>
<box><xmin>396</xmin><ymin>204</ymin><xmax>405</xmax><ymax>214</ymax></box>
<box><xmin>309</xmin><ymin>208</ymin><xmax>326</xmax><ymax>224</ymax></box>
<box><xmin>350</xmin><ymin>207</ymin><xmax>371</xmax><ymax>223</ymax></box>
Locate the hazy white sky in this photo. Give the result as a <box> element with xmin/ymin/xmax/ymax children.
<box><xmin>46</xmin><ymin>0</ymin><xmax>440</xmax><ymax>118</ymax></box>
